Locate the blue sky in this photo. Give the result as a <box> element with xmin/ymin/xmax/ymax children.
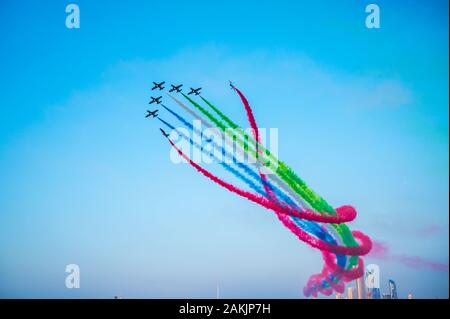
<box><xmin>0</xmin><ymin>0</ymin><xmax>448</xmax><ymax>298</ymax></box>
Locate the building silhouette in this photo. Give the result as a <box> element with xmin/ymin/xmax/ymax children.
<box><xmin>347</xmin><ymin>287</ymin><xmax>354</xmax><ymax>299</ymax></box>
<box><xmin>367</xmin><ymin>287</ymin><xmax>381</xmax><ymax>299</ymax></box>
<box><xmin>334</xmin><ymin>274</ymin><xmax>403</xmax><ymax>300</ymax></box>
<box><xmin>389</xmin><ymin>279</ymin><xmax>398</xmax><ymax>299</ymax></box>
<box><xmin>356</xmin><ymin>277</ymin><xmax>366</xmax><ymax>299</ymax></box>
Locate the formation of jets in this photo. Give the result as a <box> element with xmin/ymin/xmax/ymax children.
<box><xmin>146</xmin><ymin>109</ymin><xmax>158</xmax><ymax>118</ymax></box>
<box><xmin>169</xmin><ymin>84</ymin><xmax>183</xmax><ymax>93</ymax></box>
<box><xmin>152</xmin><ymin>81</ymin><xmax>165</xmax><ymax>90</ymax></box>
<box><xmin>147</xmin><ymin>81</ymin><xmax>205</xmax><ymax>138</ymax></box>
<box><xmin>149</xmin><ymin>96</ymin><xmax>162</xmax><ymax>105</ymax></box>
<box><xmin>187</xmin><ymin>87</ymin><xmax>202</xmax><ymax>95</ymax></box>
<box><xmin>149</xmin><ymin>82</ymin><xmax>202</xmax><ymax>108</ymax></box>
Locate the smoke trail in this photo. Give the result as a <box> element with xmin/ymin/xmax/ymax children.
<box><xmin>200</xmin><ymin>95</ymin><xmax>239</xmax><ymax>130</ymax></box>
<box><xmin>231</xmin><ymin>86</ymin><xmax>279</xmax><ymax>210</ymax></box>
<box><xmin>182</xmin><ymin>93</ymin><xmax>227</xmax><ymax>131</ymax></box>
<box><xmin>160</xmin><ymin>102</ymin><xmax>346</xmax><ymax>254</ymax></box>
<box><xmin>160</xmin><ymin>103</ymin><xmax>304</xmax><ymax>209</ymax></box>
<box><xmin>200</xmin><ymin>89</ymin><xmax>339</xmax><ymax>218</ymax></box>
<box><xmin>159</xmin><ymin>104</ymin><xmax>346</xmax><ymax>263</ymax></box>
<box><xmin>201</xmin><ymin>95</ymin><xmax>304</xmax><ymax>207</ymax></box>
<box><xmin>229</xmin><ymin>84</ymin><xmax>362</xmax><ymax>277</ymax></box>
<box><xmin>157</xmin><ymin>116</ymin><xmax>264</xmax><ymax>196</ymax></box>
<box><xmin>202</xmin><ymin>86</ymin><xmax>363</xmax><ymax>290</ymax></box>
<box><xmin>160</xmin><ymin>115</ymin><xmax>358</xmax><ymax>223</ymax></box>
<box><xmin>184</xmin><ymin>92</ymin><xmax>341</xmax><ymax>216</ymax></box>
<box><xmin>184</xmin><ymin>89</ymin><xmax>361</xmax><ymax>269</ymax></box>
<box><xmin>233</xmin><ymin>86</ymin><xmax>260</xmax><ymax>148</ymax></box>
<box><xmin>164</xmin><ymin>135</ymin><xmax>371</xmax><ymax>255</ymax></box>
<box><xmin>159</xmin><ymin>104</ymin><xmax>358</xmax><ymax>223</ymax></box>
<box><xmin>232</xmin><ymin>85</ymin><xmax>357</xmax><ymax>295</ymax></box>
<box><xmin>168</xmin><ymin>93</ymin><xmax>254</xmax><ymax>167</ymax></box>
<box><xmin>370</xmin><ymin>241</ymin><xmax>449</xmax><ymax>272</ymax></box>
<box><xmin>182</xmin><ymin>94</ymin><xmax>261</xmax><ymax>163</ymax></box>
<box><xmin>154</xmin><ymin>83</ymin><xmax>372</xmax><ymax>296</ymax></box>
<box><xmin>168</xmin><ymin>93</ymin><xmax>214</xmax><ymax>130</ymax></box>
<box><xmin>158</xmin><ymin>116</ymin><xmax>339</xmax><ymax>245</ymax></box>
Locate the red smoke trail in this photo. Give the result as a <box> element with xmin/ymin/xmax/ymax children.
<box><xmin>233</xmin><ymin>86</ymin><xmax>261</xmax><ymax>150</ymax></box>
<box><xmin>232</xmin><ymin>84</ymin><xmax>372</xmax><ymax>296</ymax></box>
<box><xmin>304</xmin><ymin>251</ymin><xmax>366</xmax><ymax>297</ymax></box>
<box><xmin>165</xmin><ymin>136</ymin><xmax>371</xmax><ymax>256</ymax></box>
<box><xmin>232</xmin><ymin>86</ymin><xmax>280</xmax><ymax>205</ymax></box>
<box><xmin>370</xmin><ymin>240</ymin><xmax>449</xmax><ymax>272</ymax></box>
<box><xmin>162</xmin><ymin>84</ymin><xmax>372</xmax><ymax>296</ymax></box>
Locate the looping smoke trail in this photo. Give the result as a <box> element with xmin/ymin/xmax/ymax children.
<box><xmin>158</xmin><ymin>115</ymin><xmax>337</xmax><ymax>244</ymax></box>
<box><xmin>155</xmin><ymin>83</ymin><xmax>372</xmax><ymax>297</ymax></box>
<box><xmin>158</xmin><ymin>106</ymin><xmax>349</xmax><ymax>250</ymax></box>
<box><xmin>159</xmin><ymin>104</ymin><xmax>357</xmax><ymax>223</ymax></box>
<box><xmin>164</xmin><ymin>135</ymin><xmax>371</xmax><ymax>256</ymax></box>
<box><xmin>229</xmin><ymin>84</ymin><xmax>369</xmax><ymax>295</ymax></box>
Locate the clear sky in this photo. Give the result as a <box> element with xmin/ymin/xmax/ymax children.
<box><xmin>0</xmin><ymin>0</ymin><xmax>448</xmax><ymax>298</ymax></box>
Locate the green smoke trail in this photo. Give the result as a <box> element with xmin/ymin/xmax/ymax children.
<box><xmin>196</xmin><ymin>95</ymin><xmax>334</xmax><ymax>212</ymax></box>
<box><xmin>201</xmin><ymin>94</ymin><xmax>360</xmax><ymax>254</ymax></box>
<box><xmin>198</xmin><ymin>95</ymin><xmax>342</xmax><ymax>216</ymax></box>
<box><xmin>185</xmin><ymin>93</ymin><xmax>328</xmax><ymax>211</ymax></box>
<box><xmin>200</xmin><ymin>95</ymin><xmax>335</xmax><ymax>212</ymax></box>
<box><xmin>184</xmin><ymin>93</ymin><xmax>360</xmax><ymax>269</ymax></box>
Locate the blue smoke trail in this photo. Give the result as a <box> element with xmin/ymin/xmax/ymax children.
<box><xmin>157</xmin><ymin>115</ymin><xmax>345</xmax><ymax>266</ymax></box>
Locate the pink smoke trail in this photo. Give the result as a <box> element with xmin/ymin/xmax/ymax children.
<box><xmin>232</xmin><ymin>84</ymin><xmax>371</xmax><ymax>296</ymax></box>
<box><xmin>370</xmin><ymin>240</ymin><xmax>449</xmax><ymax>272</ymax></box>
<box><xmin>233</xmin><ymin>86</ymin><xmax>261</xmax><ymax>149</ymax></box>
<box><xmin>232</xmin><ymin>86</ymin><xmax>349</xmax><ymax>296</ymax></box>
<box><xmin>232</xmin><ymin>85</ymin><xmax>285</xmax><ymax>215</ymax></box>
<box><xmin>165</xmin><ymin>136</ymin><xmax>371</xmax><ymax>257</ymax></box>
